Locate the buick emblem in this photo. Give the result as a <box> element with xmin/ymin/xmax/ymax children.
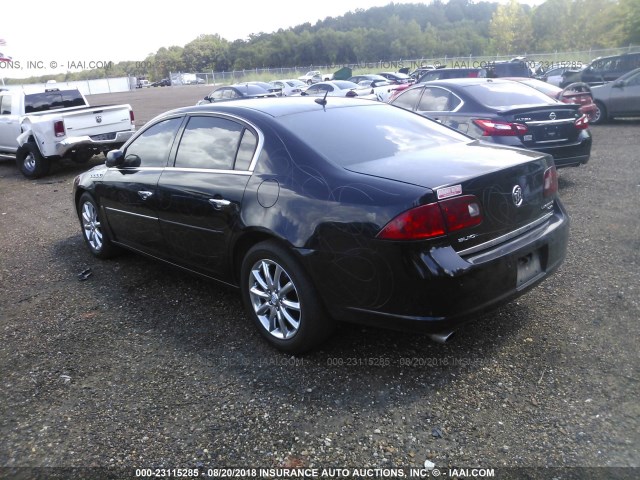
<box><xmin>95</xmin><ymin>115</ymin><xmax>102</xmax><ymax>124</ymax></box>
<box><xmin>512</xmin><ymin>185</ymin><xmax>523</xmax><ymax>207</ymax></box>
<box><xmin>549</xmin><ymin>112</ymin><xmax>556</xmax><ymax>120</ymax></box>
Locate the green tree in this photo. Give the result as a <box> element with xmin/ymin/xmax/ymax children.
<box><xmin>182</xmin><ymin>34</ymin><xmax>229</xmax><ymax>72</ymax></box>
<box><xmin>489</xmin><ymin>0</ymin><xmax>533</xmax><ymax>54</ymax></box>
<box><xmin>618</xmin><ymin>0</ymin><xmax>640</xmax><ymax>44</ymax></box>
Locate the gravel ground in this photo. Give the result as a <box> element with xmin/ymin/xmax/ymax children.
<box><xmin>0</xmin><ymin>87</ymin><xmax>638</xmax><ymax>479</ymax></box>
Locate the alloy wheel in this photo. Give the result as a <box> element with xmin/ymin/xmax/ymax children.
<box><xmin>248</xmin><ymin>259</ymin><xmax>301</xmax><ymax>339</ymax></box>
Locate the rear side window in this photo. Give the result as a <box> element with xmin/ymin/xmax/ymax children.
<box><xmin>418</xmin><ymin>87</ymin><xmax>461</xmax><ymax>112</ymax></box>
<box><xmin>24</xmin><ymin>90</ymin><xmax>86</xmax><ymax>113</ymax></box>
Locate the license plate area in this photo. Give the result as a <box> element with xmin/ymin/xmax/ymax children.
<box><xmin>532</xmin><ymin>124</ymin><xmax>570</xmax><ymax>143</ymax></box>
<box><xmin>516</xmin><ymin>250</ymin><xmax>543</xmax><ymax>288</ymax></box>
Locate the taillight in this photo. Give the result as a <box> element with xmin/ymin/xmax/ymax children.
<box><xmin>129</xmin><ymin>110</ymin><xmax>135</xmax><ymax>124</ymax></box>
<box><xmin>377</xmin><ymin>195</ymin><xmax>483</xmax><ymax>240</ymax></box>
<box><xmin>439</xmin><ymin>195</ymin><xmax>483</xmax><ymax>232</ymax></box>
<box><xmin>53</xmin><ymin>120</ymin><xmax>65</xmax><ymax>137</ymax></box>
<box><xmin>543</xmin><ymin>166</ymin><xmax>558</xmax><ymax>198</ymax></box>
<box><xmin>574</xmin><ymin>114</ymin><xmax>589</xmax><ymax>130</ymax></box>
<box><xmin>473</xmin><ymin>119</ymin><xmax>528</xmax><ymax>136</ymax></box>
<box><xmin>377</xmin><ymin>203</ymin><xmax>446</xmax><ymax>240</ymax></box>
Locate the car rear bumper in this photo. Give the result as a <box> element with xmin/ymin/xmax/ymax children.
<box><xmin>55</xmin><ymin>130</ymin><xmax>135</xmax><ymax>156</ymax></box>
<box><xmin>303</xmin><ymin>201</ymin><xmax>569</xmax><ymax>334</ymax></box>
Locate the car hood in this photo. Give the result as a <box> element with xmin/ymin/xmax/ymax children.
<box><xmin>344</xmin><ymin>140</ymin><xmax>545</xmax><ymax>189</ymax></box>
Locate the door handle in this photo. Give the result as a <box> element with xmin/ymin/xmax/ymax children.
<box><xmin>138</xmin><ymin>191</ymin><xmax>153</xmax><ymax>200</ymax></box>
<box><xmin>209</xmin><ymin>198</ymin><xmax>231</xmax><ymax>210</ymax></box>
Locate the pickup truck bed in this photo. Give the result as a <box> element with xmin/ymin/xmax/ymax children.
<box><xmin>0</xmin><ymin>88</ymin><xmax>135</xmax><ymax>178</ymax></box>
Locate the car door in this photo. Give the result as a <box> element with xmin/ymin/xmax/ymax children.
<box><xmin>0</xmin><ymin>93</ymin><xmax>21</xmax><ymax>152</ymax></box>
<box><xmin>97</xmin><ymin>116</ymin><xmax>184</xmax><ymax>256</ymax></box>
<box><xmin>607</xmin><ymin>70</ymin><xmax>640</xmax><ymax>116</ymax></box>
<box><xmin>156</xmin><ymin>114</ymin><xmax>259</xmax><ymax>279</ymax></box>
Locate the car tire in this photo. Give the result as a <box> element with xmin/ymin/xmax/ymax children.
<box><xmin>77</xmin><ymin>192</ymin><xmax>120</xmax><ymax>259</ymax></box>
<box><xmin>591</xmin><ymin>101</ymin><xmax>608</xmax><ymax>125</ymax></box>
<box><xmin>16</xmin><ymin>142</ymin><xmax>51</xmax><ymax>179</ymax></box>
<box><xmin>241</xmin><ymin>240</ymin><xmax>334</xmax><ymax>354</ymax></box>
<box><xmin>589</xmin><ymin>100</ymin><xmax>609</xmax><ymax>125</ymax></box>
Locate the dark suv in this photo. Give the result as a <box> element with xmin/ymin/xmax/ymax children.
<box><xmin>561</xmin><ymin>52</ymin><xmax>640</xmax><ymax>87</ymax></box>
<box><xmin>486</xmin><ymin>59</ymin><xmax>533</xmax><ymax>78</ymax></box>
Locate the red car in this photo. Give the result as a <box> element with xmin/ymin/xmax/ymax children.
<box><xmin>506</xmin><ymin>77</ymin><xmax>597</xmax><ymax>121</ymax></box>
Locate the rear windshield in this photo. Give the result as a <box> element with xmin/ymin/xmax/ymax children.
<box><xmin>24</xmin><ymin>90</ymin><xmax>86</xmax><ymax>113</ymax></box>
<box><xmin>276</xmin><ymin>103</ymin><xmax>470</xmax><ymax>167</ymax></box>
<box><xmin>465</xmin><ymin>82</ymin><xmax>557</xmax><ymax>109</ymax></box>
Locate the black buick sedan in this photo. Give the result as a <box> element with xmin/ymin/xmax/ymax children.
<box><xmin>74</xmin><ymin>97</ymin><xmax>569</xmax><ymax>353</ymax></box>
<box><xmin>390</xmin><ymin>78</ymin><xmax>592</xmax><ymax>168</ymax></box>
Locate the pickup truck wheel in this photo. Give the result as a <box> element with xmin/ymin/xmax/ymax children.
<box><xmin>77</xmin><ymin>192</ymin><xmax>120</xmax><ymax>259</ymax></box>
<box><xmin>16</xmin><ymin>143</ymin><xmax>51</xmax><ymax>179</ymax></box>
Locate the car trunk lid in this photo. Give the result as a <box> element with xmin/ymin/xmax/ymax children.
<box><xmin>500</xmin><ymin>104</ymin><xmax>582</xmax><ymax>148</ymax></box>
<box><xmin>346</xmin><ymin>141</ymin><xmax>555</xmax><ymax>252</ymax></box>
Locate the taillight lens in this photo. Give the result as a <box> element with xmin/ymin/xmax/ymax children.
<box><xmin>53</xmin><ymin>120</ymin><xmax>65</xmax><ymax>137</ymax></box>
<box><xmin>377</xmin><ymin>203</ymin><xmax>446</xmax><ymax>240</ymax></box>
<box><xmin>543</xmin><ymin>166</ymin><xmax>558</xmax><ymax>198</ymax></box>
<box><xmin>574</xmin><ymin>114</ymin><xmax>589</xmax><ymax>130</ymax></box>
<box><xmin>129</xmin><ymin>110</ymin><xmax>135</xmax><ymax>124</ymax></box>
<box><xmin>377</xmin><ymin>195</ymin><xmax>483</xmax><ymax>240</ymax></box>
<box><xmin>473</xmin><ymin>119</ymin><xmax>528</xmax><ymax>136</ymax></box>
<box><xmin>439</xmin><ymin>195</ymin><xmax>483</xmax><ymax>232</ymax></box>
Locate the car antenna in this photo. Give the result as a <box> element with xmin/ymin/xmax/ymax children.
<box><xmin>315</xmin><ymin>90</ymin><xmax>329</xmax><ymax>106</ymax></box>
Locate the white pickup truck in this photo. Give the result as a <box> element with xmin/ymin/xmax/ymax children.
<box><xmin>0</xmin><ymin>87</ymin><xmax>135</xmax><ymax>178</ymax></box>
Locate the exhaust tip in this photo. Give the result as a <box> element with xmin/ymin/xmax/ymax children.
<box><xmin>428</xmin><ymin>331</ymin><xmax>455</xmax><ymax>344</ymax></box>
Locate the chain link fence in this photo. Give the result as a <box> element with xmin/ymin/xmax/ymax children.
<box><xmin>173</xmin><ymin>45</ymin><xmax>639</xmax><ymax>86</ymax></box>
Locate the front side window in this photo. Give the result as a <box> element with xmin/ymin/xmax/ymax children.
<box><xmin>392</xmin><ymin>87</ymin><xmax>423</xmax><ymax>111</ymax></box>
<box><xmin>175</xmin><ymin>116</ymin><xmax>256</xmax><ymax>170</ymax></box>
<box><xmin>210</xmin><ymin>89</ymin><xmax>225</xmax><ymax>101</ymax></box>
<box><xmin>124</xmin><ymin>117</ymin><xmax>182</xmax><ymax>167</ymax></box>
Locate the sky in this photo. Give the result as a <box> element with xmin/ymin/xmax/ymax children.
<box><xmin>0</xmin><ymin>0</ymin><xmax>546</xmax><ymax>79</ymax></box>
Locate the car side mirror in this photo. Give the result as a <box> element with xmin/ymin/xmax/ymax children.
<box><xmin>105</xmin><ymin>150</ymin><xmax>124</xmax><ymax>167</ymax></box>
<box><xmin>124</xmin><ymin>154</ymin><xmax>141</xmax><ymax>168</ymax></box>
<box><xmin>613</xmin><ymin>80</ymin><xmax>625</xmax><ymax>88</ymax></box>
<box><xmin>203</xmin><ymin>95</ymin><xmax>211</xmax><ymax>102</ymax></box>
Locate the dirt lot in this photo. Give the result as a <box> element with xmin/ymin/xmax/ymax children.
<box><xmin>0</xmin><ymin>86</ymin><xmax>638</xmax><ymax>479</ymax></box>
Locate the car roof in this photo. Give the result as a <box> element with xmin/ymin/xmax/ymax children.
<box><xmin>163</xmin><ymin>96</ymin><xmax>381</xmax><ymax>119</ymax></box>
<box><xmin>417</xmin><ymin>78</ymin><xmax>512</xmax><ymax>87</ymax></box>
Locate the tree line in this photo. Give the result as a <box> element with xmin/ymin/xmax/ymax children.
<box><xmin>7</xmin><ymin>0</ymin><xmax>640</xmax><ymax>84</ymax></box>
